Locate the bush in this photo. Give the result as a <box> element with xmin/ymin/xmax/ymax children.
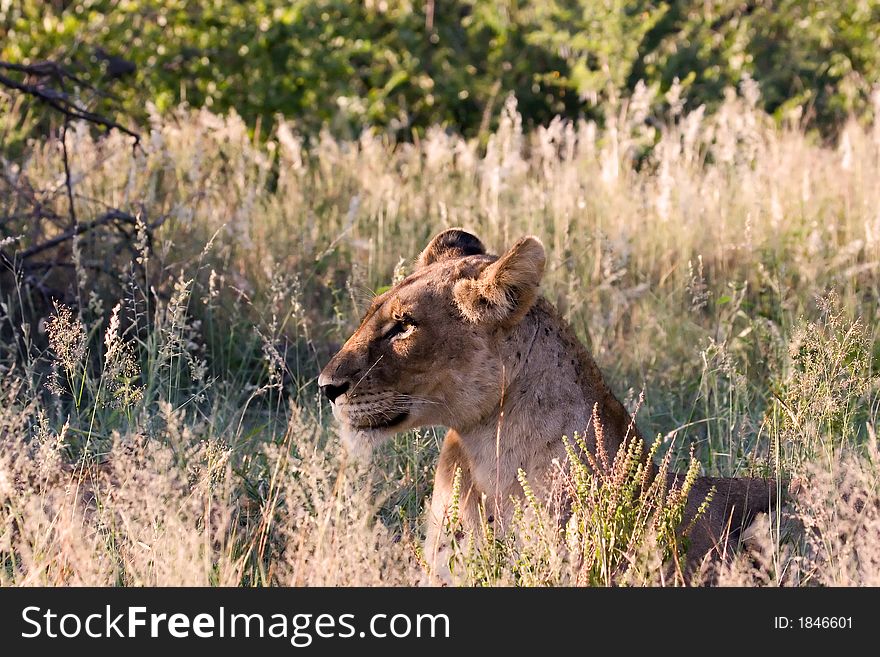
<box><xmin>3</xmin><ymin>1</ymin><xmax>879</xmax><ymax>141</ymax></box>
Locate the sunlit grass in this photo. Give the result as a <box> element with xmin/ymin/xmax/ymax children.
<box><xmin>1</xmin><ymin>85</ymin><xmax>879</xmax><ymax>585</ymax></box>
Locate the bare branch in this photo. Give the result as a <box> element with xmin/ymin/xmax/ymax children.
<box><xmin>0</xmin><ymin>60</ymin><xmax>155</xmax><ymax>305</ymax></box>
<box><xmin>19</xmin><ymin>210</ymin><xmax>156</xmax><ymax>260</ymax></box>
<box><xmin>0</xmin><ymin>61</ymin><xmax>141</xmax><ymax>147</ymax></box>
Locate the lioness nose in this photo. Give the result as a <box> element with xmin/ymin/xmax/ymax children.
<box><xmin>321</xmin><ymin>381</ymin><xmax>349</xmax><ymax>403</ymax></box>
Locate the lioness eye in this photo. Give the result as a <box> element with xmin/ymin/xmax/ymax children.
<box><xmin>386</xmin><ymin>318</ymin><xmax>415</xmax><ymax>341</ymax></box>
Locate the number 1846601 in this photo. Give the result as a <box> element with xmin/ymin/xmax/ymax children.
<box><xmin>775</xmin><ymin>617</ymin><xmax>852</xmax><ymax>629</ymax></box>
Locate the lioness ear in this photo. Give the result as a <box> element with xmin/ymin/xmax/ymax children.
<box><xmin>417</xmin><ymin>228</ymin><xmax>486</xmax><ymax>268</ymax></box>
<box><xmin>454</xmin><ymin>236</ymin><xmax>545</xmax><ymax>327</ymax></box>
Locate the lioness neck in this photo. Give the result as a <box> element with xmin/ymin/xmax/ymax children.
<box><xmin>452</xmin><ymin>298</ymin><xmax>647</xmax><ymax>501</ymax></box>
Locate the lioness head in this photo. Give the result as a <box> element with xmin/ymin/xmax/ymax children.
<box><xmin>318</xmin><ymin>229</ymin><xmax>546</xmax><ymax>456</ymax></box>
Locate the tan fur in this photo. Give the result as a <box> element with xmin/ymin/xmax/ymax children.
<box><xmin>453</xmin><ymin>236</ymin><xmax>546</xmax><ymax>327</ymax></box>
<box><xmin>319</xmin><ymin>229</ymin><xmax>777</xmax><ymax>584</ymax></box>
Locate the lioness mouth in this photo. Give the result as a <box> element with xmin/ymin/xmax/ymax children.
<box><xmin>356</xmin><ymin>412</ymin><xmax>408</xmax><ymax>431</ymax></box>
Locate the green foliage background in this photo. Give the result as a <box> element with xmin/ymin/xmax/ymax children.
<box><xmin>2</xmin><ymin>0</ymin><xmax>880</xmax><ymax>137</ymax></box>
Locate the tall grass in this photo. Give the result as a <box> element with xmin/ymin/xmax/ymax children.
<box><xmin>1</xmin><ymin>83</ymin><xmax>879</xmax><ymax>585</ymax></box>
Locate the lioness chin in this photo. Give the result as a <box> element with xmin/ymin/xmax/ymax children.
<box><xmin>319</xmin><ymin>228</ymin><xmax>776</xmax><ymax>585</ymax></box>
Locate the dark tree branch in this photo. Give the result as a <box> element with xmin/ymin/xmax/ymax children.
<box><xmin>0</xmin><ymin>60</ymin><xmax>93</xmax><ymax>90</ymax></box>
<box><xmin>19</xmin><ymin>210</ymin><xmax>160</xmax><ymax>260</ymax></box>
<box><xmin>0</xmin><ymin>60</ymin><xmax>159</xmax><ymax>307</ymax></box>
<box><xmin>61</xmin><ymin>119</ymin><xmax>78</xmax><ymax>229</ymax></box>
<box><xmin>0</xmin><ymin>61</ymin><xmax>141</xmax><ymax>147</ymax></box>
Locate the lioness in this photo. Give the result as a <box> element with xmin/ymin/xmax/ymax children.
<box><xmin>318</xmin><ymin>229</ymin><xmax>776</xmax><ymax>584</ymax></box>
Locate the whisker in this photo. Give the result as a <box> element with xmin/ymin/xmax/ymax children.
<box><xmin>393</xmin><ymin>394</ymin><xmax>441</xmax><ymax>406</ymax></box>
<box><xmin>349</xmin><ymin>354</ymin><xmax>384</xmax><ymax>396</ymax></box>
<box><xmin>403</xmin><ymin>393</ymin><xmax>452</xmax><ymax>411</ymax></box>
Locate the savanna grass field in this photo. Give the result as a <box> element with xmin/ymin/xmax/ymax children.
<box><xmin>2</xmin><ymin>3</ymin><xmax>880</xmax><ymax>589</ymax></box>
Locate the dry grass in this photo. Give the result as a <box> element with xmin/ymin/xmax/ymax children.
<box><xmin>1</xmin><ymin>83</ymin><xmax>879</xmax><ymax>586</ymax></box>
